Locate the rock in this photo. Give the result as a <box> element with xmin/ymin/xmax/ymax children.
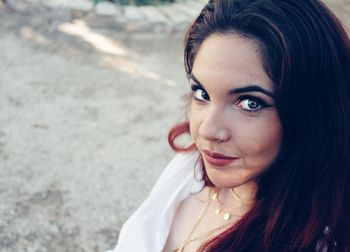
<box><xmin>172</xmin><ymin>2</ymin><xmax>202</xmax><ymax>17</ymax></box>
<box><xmin>46</xmin><ymin>0</ymin><xmax>93</xmax><ymax>12</ymax></box>
<box><xmin>95</xmin><ymin>1</ymin><xmax>118</xmax><ymax>16</ymax></box>
<box><xmin>158</xmin><ymin>4</ymin><xmax>190</xmax><ymax>25</ymax></box>
<box><xmin>124</xmin><ymin>5</ymin><xmax>144</xmax><ymax>21</ymax></box>
<box><xmin>139</xmin><ymin>6</ymin><xmax>170</xmax><ymax>25</ymax></box>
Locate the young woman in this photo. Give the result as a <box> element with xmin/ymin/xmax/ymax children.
<box><xmin>110</xmin><ymin>0</ymin><xmax>350</xmax><ymax>251</ymax></box>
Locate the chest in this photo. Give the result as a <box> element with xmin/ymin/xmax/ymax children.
<box><xmin>163</xmin><ymin>190</ymin><xmax>241</xmax><ymax>252</ymax></box>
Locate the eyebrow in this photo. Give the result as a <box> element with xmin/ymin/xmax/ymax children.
<box><xmin>188</xmin><ymin>73</ymin><xmax>274</xmax><ymax>98</ymax></box>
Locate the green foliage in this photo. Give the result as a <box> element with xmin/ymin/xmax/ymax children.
<box><xmin>93</xmin><ymin>0</ymin><xmax>175</xmax><ymax>6</ymax></box>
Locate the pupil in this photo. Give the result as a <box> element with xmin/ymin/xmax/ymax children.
<box><xmin>202</xmin><ymin>91</ymin><xmax>209</xmax><ymax>100</ymax></box>
<box><xmin>248</xmin><ymin>100</ymin><xmax>258</xmax><ymax>109</ymax></box>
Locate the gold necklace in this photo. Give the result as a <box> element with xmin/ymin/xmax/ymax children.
<box><xmin>213</xmin><ymin>187</ymin><xmax>256</xmax><ymax>220</ymax></box>
<box><xmin>175</xmin><ymin>222</ymin><xmax>232</xmax><ymax>252</ymax></box>
<box><xmin>175</xmin><ymin>188</ymin><xmax>214</xmax><ymax>252</ymax></box>
<box><xmin>213</xmin><ymin>190</ymin><xmax>231</xmax><ymax>221</ymax></box>
<box><xmin>231</xmin><ymin>187</ymin><xmax>255</xmax><ymax>206</ymax></box>
<box><xmin>175</xmin><ymin>187</ymin><xmax>255</xmax><ymax>252</ymax></box>
<box><xmin>213</xmin><ymin>189</ymin><xmax>243</xmax><ymax>221</ymax></box>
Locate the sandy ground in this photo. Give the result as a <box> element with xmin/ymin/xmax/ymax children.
<box><xmin>0</xmin><ymin>1</ymin><xmax>349</xmax><ymax>252</ymax></box>
<box><xmin>0</xmin><ymin>1</ymin><xmax>189</xmax><ymax>251</ymax></box>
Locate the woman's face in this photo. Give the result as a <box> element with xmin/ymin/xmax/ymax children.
<box><xmin>189</xmin><ymin>33</ymin><xmax>282</xmax><ymax>188</ymax></box>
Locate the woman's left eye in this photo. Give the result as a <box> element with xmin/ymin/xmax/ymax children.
<box><xmin>236</xmin><ymin>96</ymin><xmax>271</xmax><ymax>112</ymax></box>
<box><xmin>191</xmin><ymin>84</ymin><xmax>210</xmax><ymax>102</ymax></box>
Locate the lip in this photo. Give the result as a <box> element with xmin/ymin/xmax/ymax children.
<box><xmin>202</xmin><ymin>149</ymin><xmax>238</xmax><ymax>167</ymax></box>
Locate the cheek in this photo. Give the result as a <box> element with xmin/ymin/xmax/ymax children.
<box><xmin>224</xmin><ymin>110</ymin><xmax>279</xmax><ymax>151</ymax></box>
<box><xmin>244</xmin><ymin>120</ymin><xmax>282</xmax><ymax>159</ymax></box>
<box><xmin>188</xmin><ymin>104</ymin><xmax>202</xmax><ymax>139</ymax></box>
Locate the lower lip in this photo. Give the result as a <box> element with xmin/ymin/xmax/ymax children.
<box><xmin>203</xmin><ymin>152</ymin><xmax>238</xmax><ymax>167</ymax></box>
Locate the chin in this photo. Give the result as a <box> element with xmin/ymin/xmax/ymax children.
<box><xmin>206</xmin><ymin>170</ymin><xmax>245</xmax><ymax>188</ymax></box>
<box><xmin>204</xmin><ymin>164</ymin><xmax>257</xmax><ymax>189</ymax></box>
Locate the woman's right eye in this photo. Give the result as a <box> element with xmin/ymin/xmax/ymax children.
<box><xmin>191</xmin><ymin>85</ymin><xmax>210</xmax><ymax>102</ymax></box>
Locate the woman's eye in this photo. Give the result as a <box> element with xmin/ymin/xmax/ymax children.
<box><xmin>191</xmin><ymin>85</ymin><xmax>210</xmax><ymax>102</ymax></box>
<box><xmin>237</xmin><ymin>96</ymin><xmax>270</xmax><ymax>112</ymax></box>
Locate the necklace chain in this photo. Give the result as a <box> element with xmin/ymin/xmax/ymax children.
<box><xmin>175</xmin><ymin>189</ymin><xmax>213</xmax><ymax>252</ymax></box>
<box><xmin>231</xmin><ymin>188</ymin><xmax>255</xmax><ymax>206</ymax></box>
<box><xmin>175</xmin><ymin>187</ymin><xmax>255</xmax><ymax>252</ymax></box>
<box><xmin>213</xmin><ymin>190</ymin><xmax>237</xmax><ymax>221</ymax></box>
<box><xmin>214</xmin><ymin>188</ymin><xmax>254</xmax><ymax>221</ymax></box>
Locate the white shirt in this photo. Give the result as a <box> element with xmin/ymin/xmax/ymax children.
<box><xmin>108</xmin><ymin>151</ymin><xmax>204</xmax><ymax>252</ymax></box>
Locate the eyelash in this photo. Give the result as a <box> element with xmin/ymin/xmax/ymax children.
<box><xmin>191</xmin><ymin>84</ymin><xmax>210</xmax><ymax>102</ymax></box>
<box><xmin>237</xmin><ymin>95</ymin><xmax>271</xmax><ymax>112</ymax></box>
<box><xmin>190</xmin><ymin>84</ymin><xmax>272</xmax><ymax>113</ymax></box>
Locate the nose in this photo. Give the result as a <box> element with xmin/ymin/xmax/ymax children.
<box><xmin>198</xmin><ymin>106</ymin><xmax>230</xmax><ymax>143</ymax></box>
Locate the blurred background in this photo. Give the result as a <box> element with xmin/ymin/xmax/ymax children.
<box><xmin>0</xmin><ymin>0</ymin><xmax>349</xmax><ymax>251</ymax></box>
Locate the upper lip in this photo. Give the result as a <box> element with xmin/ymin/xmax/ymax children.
<box><xmin>202</xmin><ymin>149</ymin><xmax>238</xmax><ymax>159</ymax></box>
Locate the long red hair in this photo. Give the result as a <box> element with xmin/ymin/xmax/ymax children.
<box><xmin>168</xmin><ymin>121</ymin><xmax>214</xmax><ymax>187</ymax></box>
<box><xmin>168</xmin><ymin>0</ymin><xmax>350</xmax><ymax>251</ymax></box>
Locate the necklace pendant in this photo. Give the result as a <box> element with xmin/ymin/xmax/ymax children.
<box><xmin>223</xmin><ymin>213</ymin><xmax>232</xmax><ymax>221</ymax></box>
<box><xmin>215</xmin><ymin>208</ymin><xmax>221</xmax><ymax>215</ymax></box>
<box><xmin>211</xmin><ymin>192</ymin><xmax>218</xmax><ymax>200</ymax></box>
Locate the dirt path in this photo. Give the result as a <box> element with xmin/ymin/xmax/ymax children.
<box><xmin>0</xmin><ymin>1</ymin><xmax>188</xmax><ymax>251</ymax></box>
<box><xmin>0</xmin><ymin>1</ymin><xmax>349</xmax><ymax>251</ymax></box>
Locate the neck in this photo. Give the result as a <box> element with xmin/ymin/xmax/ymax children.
<box><xmin>217</xmin><ymin>181</ymin><xmax>257</xmax><ymax>208</ymax></box>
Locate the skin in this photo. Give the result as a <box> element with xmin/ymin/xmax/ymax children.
<box><xmin>164</xmin><ymin>33</ymin><xmax>282</xmax><ymax>251</ymax></box>
<box><xmin>189</xmin><ymin>33</ymin><xmax>282</xmax><ymax>197</ymax></box>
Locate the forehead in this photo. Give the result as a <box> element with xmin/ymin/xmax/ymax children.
<box><xmin>192</xmin><ymin>33</ymin><xmax>273</xmax><ymax>92</ymax></box>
